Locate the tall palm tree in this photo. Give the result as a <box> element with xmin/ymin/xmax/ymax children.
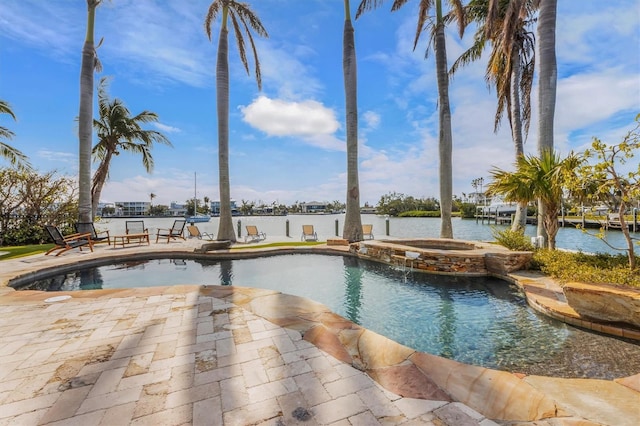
<box><xmin>357</xmin><ymin>0</ymin><xmax>464</xmax><ymax>238</ymax></box>
<box><xmin>91</xmin><ymin>77</ymin><xmax>172</xmax><ymax>216</ymax></box>
<box><xmin>78</xmin><ymin>0</ymin><xmax>103</xmax><ymax>224</ymax></box>
<box><xmin>342</xmin><ymin>0</ymin><xmax>364</xmax><ymax>242</ymax></box>
<box><xmin>534</xmin><ymin>0</ymin><xmax>557</xmax><ymax>240</ymax></box>
<box><xmin>487</xmin><ymin>149</ymin><xmax>580</xmax><ymax>249</ymax></box>
<box><xmin>450</xmin><ymin>0</ymin><xmax>536</xmax><ymax>230</ymax></box>
<box><xmin>205</xmin><ymin>1</ymin><xmax>268</xmax><ymax>243</ymax></box>
<box><xmin>0</xmin><ymin>100</ymin><xmax>30</xmax><ymax>168</ymax></box>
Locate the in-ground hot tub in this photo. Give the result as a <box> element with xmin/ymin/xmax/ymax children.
<box><xmin>351</xmin><ymin>238</ymin><xmax>532</xmax><ymax>276</ymax></box>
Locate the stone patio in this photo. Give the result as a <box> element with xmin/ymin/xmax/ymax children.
<box><xmin>0</xmin><ymin>238</ymin><xmax>638</xmax><ymax>425</ymax></box>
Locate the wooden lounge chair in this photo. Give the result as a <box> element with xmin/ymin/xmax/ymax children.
<box><xmin>125</xmin><ymin>220</ymin><xmax>148</xmax><ymax>235</ymax></box>
<box><xmin>362</xmin><ymin>224</ymin><xmax>374</xmax><ymax>240</ymax></box>
<box><xmin>75</xmin><ymin>222</ymin><xmax>111</xmax><ymax>245</ymax></box>
<box><xmin>44</xmin><ymin>225</ymin><xmax>94</xmax><ymax>256</ymax></box>
<box><xmin>301</xmin><ymin>225</ymin><xmax>318</xmax><ymax>241</ymax></box>
<box><xmin>245</xmin><ymin>225</ymin><xmax>266</xmax><ymax>243</ymax></box>
<box><xmin>187</xmin><ymin>225</ymin><xmax>215</xmax><ymax>240</ymax></box>
<box><xmin>156</xmin><ymin>219</ymin><xmax>187</xmax><ymax>243</ymax></box>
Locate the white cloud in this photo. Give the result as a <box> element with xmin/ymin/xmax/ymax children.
<box><xmin>0</xmin><ymin>1</ymin><xmax>78</xmax><ymax>59</ymax></box>
<box><xmin>259</xmin><ymin>43</ymin><xmax>324</xmax><ymax>100</ymax></box>
<box><xmin>240</xmin><ymin>96</ymin><xmax>340</xmax><ymax>137</ymax></box>
<box><xmin>362</xmin><ymin>111</ymin><xmax>380</xmax><ymax>129</ymax></box>
<box><xmin>37</xmin><ymin>150</ymin><xmax>76</xmax><ymax>164</ymax></box>
<box><xmin>100</xmin><ymin>0</ymin><xmax>213</xmax><ymax>87</ymax></box>
<box><xmin>153</xmin><ymin>122</ymin><xmax>181</xmax><ymax>133</ymax></box>
<box><xmin>556</xmin><ymin>71</ymin><xmax>639</xmax><ymax>131</ymax></box>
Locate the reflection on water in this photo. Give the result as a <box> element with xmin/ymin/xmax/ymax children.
<box><xmin>436</xmin><ymin>287</ymin><xmax>456</xmax><ymax>359</ymax></box>
<box><xmin>14</xmin><ymin>254</ymin><xmax>640</xmax><ymax>379</ymax></box>
<box><xmin>342</xmin><ymin>256</ymin><xmax>363</xmax><ymax>323</ymax></box>
<box><xmin>219</xmin><ymin>260</ymin><xmax>233</xmax><ymax>286</ymax></box>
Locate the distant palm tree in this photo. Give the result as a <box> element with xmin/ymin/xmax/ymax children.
<box><xmin>342</xmin><ymin>0</ymin><xmax>364</xmax><ymax>242</ymax></box>
<box><xmin>0</xmin><ymin>100</ymin><xmax>30</xmax><ymax>168</ymax></box>
<box><xmin>91</xmin><ymin>77</ymin><xmax>173</xmax><ymax>216</ymax></box>
<box><xmin>487</xmin><ymin>150</ymin><xmax>580</xmax><ymax>249</ymax></box>
<box><xmin>450</xmin><ymin>0</ymin><xmax>536</xmax><ymax>230</ymax></box>
<box><xmin>535</xmin><ymin>0</ymin><xmax>558</xmax><ymax>240</ymax></box>
<box><xmin>357</xmin><ymin>0</ymin><xmax>465</xmax><ymax>238</ymax></box>
<box><xmin>150</xmin><ymin>193</ymin><xmax>156</xmax><ymax>206</ymax></box>
<box><xmin>205</xmin><ymin>0</ymin><xmax>268</xmax><ymax>242</ymax></box>
<box><xmin>78</xmin><ymin>0</ymin><xmax>103</xmax><ymax>223</ymax></box>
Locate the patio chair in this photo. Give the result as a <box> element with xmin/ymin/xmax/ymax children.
<box><xmin>75</xmin><ymin>222</ymin><xmax>111</xmax><ymax>245</ymax></box>
<box><xmin>44</xmin><ymin>225</ymin><xmax>94</xmax><ymax>256</ymax></box>
<box><xmin>362</xmin><ymin>224</ymin><xmax>374</xmax><ymax>240</ymax></box>
<box><xmin>156</xmin><ymin>219</ymin><xmax>187</xmax><ymax>243</ymax></box>
<box><xmin>301</xmin><ymin>224</ymin><xmax>318</xmax><ymax>241</ymax></box>
<box><xmin>125</xmin><ymin>220</ymin><xmax>148</xmax><ymax>235</ymax></box>
<box><xmin>187</xmin><ymin>225</ymin><xmax>215</xmax><ymax>240</ymax></box>
<box><xmin>245</xmin><ymin>225</ymin><xmax>266</xmax><ymax>243</ymax></box>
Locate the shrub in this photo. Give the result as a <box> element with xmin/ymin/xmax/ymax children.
<box><xmin>458</xmin><ymin>203</ymin><xmax>477</xmax><ymax>218</ymax></box>
<box><xmin>491</xmin><ymin>228</ymin><xmax>534</xmax><ymax>251</ymax></box>
<box><xmin>532</xmin><ymin>249</ymin><xmax>640</xmax><ymax>288</ymax></box>
<box><xmin>398</xmin><ymin>210</ymin><xmax>441</xmax><ymax>218</ymax></box>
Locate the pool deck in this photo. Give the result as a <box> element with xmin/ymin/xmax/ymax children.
<box><xmin>0</xmin><ymin>236</ymin><xmax>639</xmax><ymax>425</ymax></box>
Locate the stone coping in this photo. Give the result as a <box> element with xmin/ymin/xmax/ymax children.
<box><xmin>1</xmin><ymin>240</ymin><xmax>639</xmax><ymax>424</ymax></box>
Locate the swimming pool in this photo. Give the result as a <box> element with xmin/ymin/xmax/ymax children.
<box><xmin>13</xmin><ymin>253</ymin><xmax>640</xmax><ymax>379</ymax></box>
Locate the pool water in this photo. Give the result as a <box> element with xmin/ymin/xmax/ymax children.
<box><xmin>16</xmin><ymin>254</ymin><xmax>640</xmax><ymax>379</ymax></box>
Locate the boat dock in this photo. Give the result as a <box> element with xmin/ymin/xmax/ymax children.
<box><xmin>475</xmin><ymin>209</ymin><xmax>640</xmax><ymax>232</ymax></box>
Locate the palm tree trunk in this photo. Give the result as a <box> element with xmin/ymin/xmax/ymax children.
<box><xmin>216</xmin><ymin>8</ymin><xmax>236</xmax><ymax>242</ymax></box>
<box><xmin>536</xmin><ymin>0</ymin><xmax>557</xmax><ymax>243</ymax></box>
<box><xmin>342</xmin><ymin>0</ymin><xmax>363</xmax><ymax>242</ymax></box>
<box><xmin>91</xmin><ymin>152</ymin><xmax>112</xmax><ymax>216</ymax></box>
<box><xmin>434</xmin><ymin>0</ymin><xmax>453</xmax><ymax>239</ymax></box>
<box><xmin>78</xmin><ymin>1</ymin><xmax>98</xmax><ymax>223</ymax></box>
<box><xmin>510</xmin><ymin>53</ymin><xmax>528</xmax><ymax>231</ymax></box>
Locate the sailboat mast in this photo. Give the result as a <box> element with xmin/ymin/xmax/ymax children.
<box><xmin>194</xmin><ymin>172</ymin><xmax>197</xmax><ymax>213</ymax></box>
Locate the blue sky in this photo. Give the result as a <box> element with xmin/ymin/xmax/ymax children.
<box><xmin>1</xmin><ymin>0</ymin><xmax>638</xmax><ymax>207</ymax></box>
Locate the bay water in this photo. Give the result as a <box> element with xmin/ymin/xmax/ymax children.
<box><xmin>96</xmin><ymin>214</ymin><xmax>636</xmax><ymax>255</ymax></box>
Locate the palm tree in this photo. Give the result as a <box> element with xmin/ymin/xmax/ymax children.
<box><xmin>91</xmin><ymin>77</ymin><xmax>172</xmax><ymax>216</ymax></box>
<box><xmin>535</xmin><ymin>0</ymin><xmax>558</xmax><ymax>240</ymax></box>
<box><xmin>451</xmin><ymin>0</ymin><xmax>536</xmax><ymax>231</ymax></box>
<box><xmin>357</xmin><ymin>0</ymin><xmax>465</xmax><ymax>239</ymax></box>
<box><xmin>0</xmin><ymin>100</ymin><xmax>30</xmax><ymax>168</ymax></box>
<box><xmin>487</xmin><ymin>149</ymin><xmax>580</xmax><ymax>249</ymax></box>
<box><xmin>205</xmin><ymin>1</ymin><xmax>268</xmax><ymax>242</ymax></box>
<box><xmin>78</xmin><ymin>0</ymin><xmax>103</xmax><ymax>224</ymax></box>
<box><xmin>342</xmin><ymin>0</ymin><xmax>364</xmax><ymax>242</ymax></box>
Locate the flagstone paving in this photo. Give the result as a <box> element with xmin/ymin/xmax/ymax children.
<box><xmin>0</xmin><ymin>238</ymin><xmax>638</xmax><ymax>425</ymax></box>
<box><xmin>0</xmin><ymin>285</ymin><xmax>497</xmax><ymax>425</ymax></box>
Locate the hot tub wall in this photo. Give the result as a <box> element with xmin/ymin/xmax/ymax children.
<box><xmin>352</xmin><ymin>239</ymin><xmax>532</xmax><ymax>276</ymax></box>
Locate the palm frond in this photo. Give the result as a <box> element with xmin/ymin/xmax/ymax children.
<box><xmin>204</xmin><ymin>1</ymin><xmax>222</xmax><ymax>40</ymax></box>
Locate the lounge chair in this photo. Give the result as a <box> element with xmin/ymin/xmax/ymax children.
<box><xmin>245</xmin><ymin>225</ymin><xmax>266</xmax><ymax>243</ymax></box>
<box><xmin>75</xmin><ymin>222</ymin><xmax>111</xmax><ymax>245</ymax></box>
<box><xmin>125</xmin><ymin>220</ymin><xmax>148</xmax><ymax>235</ymax></box>
<box><xmin>187</xmin><ymin>225</ymin><xmax>215</xmax><ymax>240</ymax></box>
<box><xmin>44</xmin><ymin>225</ymin><xmax>94</xmax><ymax>256</ymax></box>
<box><xmin>301</xmin><ymin>225</ymin><xmax>318</xmax><ymax>241</ymax></box>
<box><xmin>156</xmin><ymin>219</ymin><xmax>187</xmax><ymax>243</ymax></box>
<box><xmin>362</xmin><ymin>224</ymin><xmax>374</xmax><ymax>240</ymax></box>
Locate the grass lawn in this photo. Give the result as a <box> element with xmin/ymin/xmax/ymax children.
<box><xmin>0</xmin><ymin>244</ymin><xmax>54</xmax><ymax>260</ymax></box>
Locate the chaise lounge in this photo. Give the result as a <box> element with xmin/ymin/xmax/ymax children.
<box><xmin>44</xmin><ymin>225</ymin><xmax>94</xmax><ymax>256</ymax></box>
<box><xmin>187</xmin><ymin>225</ymin><xmax>215</xmax><ymax>240</ymax></box>
<box><xmin>156</xmin><ymin>219</ymin><xmax>187</xmax><ymax>243</ymax></box>
<box><xmin>75</xmin><ymin>222</ymin><xmax>111</xmax><ymax>245</ymax></box>
<box><xmin>301</xmin><ymin>224</ymin><xmax>318</xmax><ymax>241</ymax></box>
<box><xmin>245</xmin><ymin>225</ymin><xmax>266</xmax><ymax>243</ymax></box>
